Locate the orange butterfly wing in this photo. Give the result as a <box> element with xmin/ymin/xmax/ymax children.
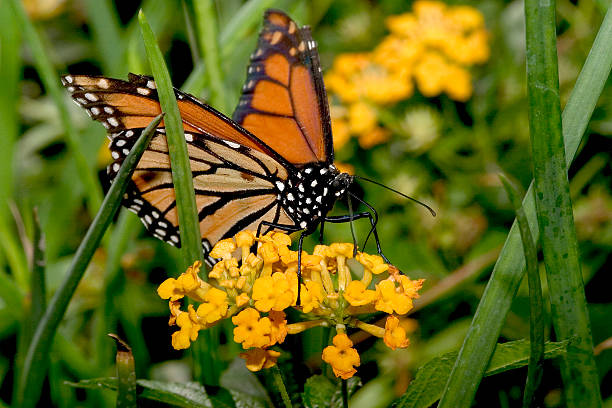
<box><xmin>62</xmin><ymin>74</ymin><xmax>296</xmax><ymax>264</ymax></box>
<box><xmin>233</xmin><ymin>10</ymin><xmax>333</xmax><ymax>166</ymax></box>
<box><xmin>62</xmin><ymin>73</ymin><xmax>289</xmax><ymax>164</ymax></box>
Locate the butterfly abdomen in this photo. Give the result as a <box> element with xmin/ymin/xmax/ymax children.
<box><xmin>277</xmin><ymin>164</ymin><xmax>352</xmax><ymax>232</ymax></box>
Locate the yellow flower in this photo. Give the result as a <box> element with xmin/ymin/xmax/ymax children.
<box><xmin>252</xmin><ymin>272</ymin><xmax>295</xmax><ymax>312</ymax></box>
<box><xmin>348</xmin><ymin>102</ymin><xmax>377</xmax><ymax>135</ymax></box>
<box><xmin>443</xmin><ymin>64</ymin><xmax>472</xmax><ymax>101</ymax></box>
<box><xmin>196</xmin><ymin>287</ymin><xmax>229</xmax><ymax>324</ymax></box>
<box><xmin>240</xmin><ymin>348</ymin><xmax>281</xmax><ymax>371</ymax></box>
<box><xmin>232</xmin><ymin>308</ymin><xmax>272</xmax><ymax>349</ymax></box>
<box><xmin>375</xmin><ymin>279</ymin><xmax>414</xmax><ymax>315</ymax></box>
<box><xmin>446</xmin><ymin>6</ymin><xmax>485</xmax><ymax>31</ymax></box>
<box><xmin>385</xmin><ymin>13</ymin><xmax>419</xmax><ymax>38</ymax></box>
<box><xmin>357</xmin><ymin>252</ymin><xmax>389</xmax><ymax>275</ymax></box>
<box><xmin>343</xmin><ymin>280</ymin><xmax>377</xmax><ymax>306</ymax></box>
<box><xmin>331</xmin><ymin>117</ymin><xmax>351</xmax><ymax>150</ymax></box>
<box><xmin>383</xmin><ymin>315</ymin><xmax>411</xmax><ymax>350</ymax></box>
<box><xmin>322</xmin><ymin>333</ymin><xmax>360</xmax><ymax>379</ymax></box>
<box><xmin>157</xmin><ymin>261</ymin><xmax>209</xmax><ymax>302</ymax></box>
<box><xmin>171</xmin><ymin>305</ymin><xmax>202</xmax><ymax>350</ymax></box>
<box><xmin>210</xmin><ymin>238</ymin><xmax>237</xmax><ymax>259</ymax></box>
<box><xmin>300</xmin><ymin>280</ymin><xmax>325</xmax><ymax>313</ymax></box>
<box><xmin>414</xmin><ymin>52</ymin><xmax>448</xmax><ymax>97</ymax></box>
<box><xmin>358</xmin><ymin>126</ymin><xmax>391</xmax><ymax>149</ymax></box>
<box><xmin>398</xmin><ymin>275</ymin><xmax>425</xmax><ymax>299</ymax></box>
<box><xmin>268</xmin><ymin>310</ymin><xmax>288</xmax><ymax>345</ymax></box>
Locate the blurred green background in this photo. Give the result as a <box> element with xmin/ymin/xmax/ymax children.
<box><xmin>0</xmin><ymin>0</ymin><xmax>610</xmax><ymax>406</ymax></box>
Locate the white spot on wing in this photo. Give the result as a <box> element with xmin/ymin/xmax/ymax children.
<box><xmin>137</xmin><ymin>87</ymin><xmax>150</xmax><ymax>95</ymax></box>
<box><xmin>223</xmin><ymin>140</ymin><xmax>241</xmax><ymax>149</ymax></box>
<box><xmin>107</xmin><ymin>117</ymin><xmax>119</xmax><ymax>127</ymax></box>
<box><xmin>84</xmin><ymin>93</ymin><xmax>98</xmax><ymax>101</ymax></box>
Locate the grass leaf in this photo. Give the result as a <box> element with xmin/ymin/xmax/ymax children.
<box><xmin>138</xmin><ymin>10</ymin><xmax>204</xmax><ymax>269</ymax></box>
<box><xmin>499</xmin><ymin>175</ymin><xmax>544</xmax><ymax>407</ymax></box>
<box><xmin>525</xmin><ymin>0</ymin><xmax>601</xmax><ymax>402</ymax></box>
<box><xmin>193</xmin><ymin>0</ymin><xmax>228</xmax><ymax>113</ymax></box>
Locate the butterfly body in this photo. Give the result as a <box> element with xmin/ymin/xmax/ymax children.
<box><xmin>277</xmin><ymin>163</ymin><xmax>351</xmax><ymax>232</ymax></box>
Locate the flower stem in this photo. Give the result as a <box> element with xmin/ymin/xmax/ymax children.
<box><xmin>341</xmin><ymin>379</ymin><xmax>348</xmax><ymax>408</ymax></box>
<box><xmin>272</xmin><ymin>365</ymin><xmax>292</xmax><ymax>408</ymax></box>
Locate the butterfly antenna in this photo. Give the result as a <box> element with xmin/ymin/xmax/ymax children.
<box><xmin>354</xmin><ymin>175</ymin><xmax>436</xmax><ymax>217</ymax></box>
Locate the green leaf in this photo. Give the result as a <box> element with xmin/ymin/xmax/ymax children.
<box><xmin>303</xmin><ymin>375</ymin><xmax>336</xmax><ymax>408</ymax></box>
<box><xmin>15</xmin><ymin>115</ymin><xmax>163</xmax><ymax>408</ymax></box>
<box><xmin>499</xmin><ymin>175</ymin><xmax>545</xmax><ymax>408</ymax></box>
<box><xmin>138</xmin><ymin>10</ymin><xmax>204</xmax><ymax>270</ymax></box>
<box><xmin>193</xmin><ymin>0</ymin><xmax>228</xmax><ymax>113</ymax></box>
<box><xmin>524</xmin><ymin>0</ymin><xmax>601</xmax><ymax>403</ymax></box>
<box><xmin>396</xmin><ymin>340</ymin><xmax>568</xmax><ymax>408</ymax></box>
<box><xmin>438</xmin><ymin>6</ymin><xmax>612</xmax><ymax>407</ymax></box>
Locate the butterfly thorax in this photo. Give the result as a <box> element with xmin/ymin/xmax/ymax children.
<box><xmin>275</xmin><ymin>163</ymin><xmax>352</xmax><ymax>232</ymax></box>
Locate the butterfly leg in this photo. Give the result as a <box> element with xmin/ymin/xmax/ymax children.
<box><xmin>318</xmin><ymin>220</ymin><xmax>326</xmax><ymax>243</ymax></box>
<box><xmin>255</xmin><ymin>220</ymin><xmax>307</xmax><ymax>305</ymax></box>
<box><xmin>324</xmin><ymin>211</ymin><xmax>391</xmax><ymax>264</ymax></box>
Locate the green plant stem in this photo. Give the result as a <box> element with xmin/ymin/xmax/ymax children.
<box><xmin>8</xmin><ymin>0</ymin><xmax>103</xmax><ymax>219</ymax></box>
<box><xmin>193</xmin><ymin>0</ymin><xmax>227</xmax><ymax>113</ymax></box>
<box><xmin>341</xmin><ymin>379</ymin><xmax>349</xmax><ymax>408</ymax></box>
<box><xmin>438</xmin><ymin>5</ymin><xmax>612</xmax><ymax>407</ymax></box>
<box><xmin>14</xmin><ymin>115</ymin><xmax>163</xmax><ymax>408</ymax></box>
<box><xmin>525</xmin><ymin>0</ymin><xmax>600</xmax><ymax>403</ymax></box>
<box><xmin>272</xmin><ymin>365</ymin><xmax>292</xmax><ymax>408</ymax></box>
<box><xmin>500</xmin><ymin>175</ymin><xmax>544</xmax><ymax>408</ymax></box>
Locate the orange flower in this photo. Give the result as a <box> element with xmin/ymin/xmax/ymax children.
<box><xmin>322</xmin><ymin>333</ymin><xmax>361</xmax><ymax>379</ymax></box>
<box><xmin>232</xmin><ymin>308</ymin><xmax>272</xmax><ymax>349</ymax></box>
<box><xmin>383</xmin><ymin>315</ymin><xmax>411</xmax><ymax>350</ymax></box>
<box><xmin>240</xmin><ymin>348</ymin><xmax>281</xmax><ymax>371</ymax></box>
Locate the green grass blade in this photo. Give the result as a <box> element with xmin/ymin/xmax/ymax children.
<box><xmin>8</xmin><ymin>0</ymin><xmax>103</xmax><ymax>219</ymax></box>
<box><xmin>499</xmin><ymin>175</ymin><xmax>544</xmax><ymax>408</ymax></box>
<box><xmin>218</xmin><ymin>0</ymin><xmax>277</xmax><ymax>60</ymax></box>
<box><xmin>139</xmin><ymin>11</ymin><xmax>220</xmax><ymax>386</ymax></box>
<box><xmin>0</xmin><ymin>1</ymin><xmax>20</xmax><ymax>215</ymax></box>
<box><xmin>83</xmin><ymin>0</ymin><xmax>125</xmax><ymax>76</ymax></box>
<box><xmin>138</xmin><ymin>10</ymin><xmax>204</xmax><ymax>269</ymax></box>
<box><xmin>525</xmin><ymin>0</ymin><xmax>600</xmax><ymax>403</ymax></box>
<box><xmin>193</xmin><ymin>0</ymin><xmax>227</xmax><ymax>113</ymax></box>
<box><xmin>14</xmin><ymin>114</ymin><xmax>163</xmax><ymax>408</ymax></box>
<box><xmin>438</xmin><ymin>6</ymin><xmax>612</xmax><ymax>407</ymax></box>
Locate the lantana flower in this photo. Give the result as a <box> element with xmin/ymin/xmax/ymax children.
<box><xmin>326</xmin><ymin>0</ymin><xmax>489</xmax><ymax>149</ymax></box>
<box><xmin>157</xmin><ymin>231</ymin><xmax>424</xmax><ymax>379</ymax></box>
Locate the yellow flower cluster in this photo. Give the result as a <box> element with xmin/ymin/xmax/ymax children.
<box><xmin>325</xmin><ymin>1</ymin><xmax>489</xmax><ymax>149</ymax></box>
<box><xmin>157</xmin><ymin>231</ymin><xmax>424</xmax><ymax>379</ymax></box>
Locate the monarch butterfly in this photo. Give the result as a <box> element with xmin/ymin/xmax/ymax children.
<box><xmin>62</xmin><ymin>10</ymin><xmax>390</xmax><ymax>275</ymax></box>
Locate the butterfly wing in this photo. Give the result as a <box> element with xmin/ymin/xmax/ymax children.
<box><xmin>62</xmin><ymin>74</ymin><xmax>296</xmax><ymax>264</ymax></box>
<box><xmin>62</xmin><ymin>73</ymin><xmax>290</xmax><ymax>165</ymax></box>
<box><xmin>232</xmin><ymin>10</ymin><xmax>333</xmax><ymax>166</ymax></box>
